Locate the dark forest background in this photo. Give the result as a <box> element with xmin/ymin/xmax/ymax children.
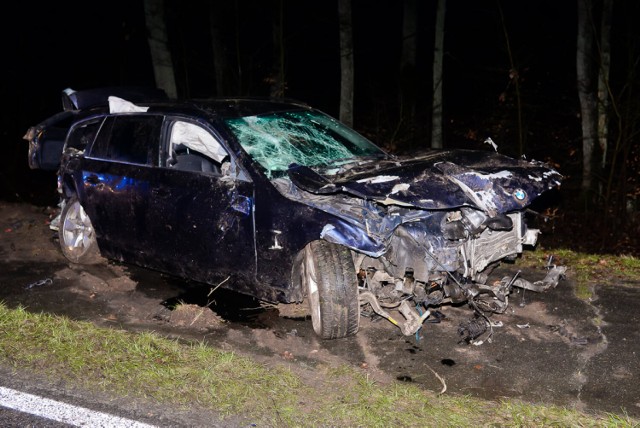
<box><xmin>1</xmin><ymin>0</ymin><xmax>639</xmax><ymax>255</ymax></box>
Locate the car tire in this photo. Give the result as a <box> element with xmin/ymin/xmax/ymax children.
<box><xmin>300</xmin><ymin>240</ymin><xmax>359</xmax><ymax>339</ymax></box>
<box><xmin>59</xmin><ymin>197</ymin><xmax>102</xmax><ymax>264</ymax></box>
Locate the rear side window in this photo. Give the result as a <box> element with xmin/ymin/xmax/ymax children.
<box><xmin>89</xmin><ymin>115</ymin><xmax>163</xmax><ymax>165</ymax></box>
<box><xmin>66</xmin><ymin>118</ymin><xmax>103</xmax><ymax>151</ymax></box>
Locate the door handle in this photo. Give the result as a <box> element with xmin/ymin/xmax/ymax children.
<box><xmin>85</xmin><ymin>174</ymin><xmax>101</xmax><ymax>185</ymax></box>
<box><xmin>152</xmin><ymin>187</ymin><xmax>170</xmax><ymax>197</ymax></box>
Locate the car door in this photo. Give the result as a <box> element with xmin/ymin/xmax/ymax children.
<box><xmin>81</xmin><ymin>114</ymin><xmax>163</xmax><ymax>262</ymax></box>
<box><xmin>145</xmin><ymin>119</ymin><xmax>256</xmax><ymax>285</ymax></box>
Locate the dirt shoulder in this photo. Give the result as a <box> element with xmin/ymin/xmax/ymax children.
<box><xmin>1</xmin><ymin>200</ymin><xmax>639</xmax><ymax>420</ymax></box>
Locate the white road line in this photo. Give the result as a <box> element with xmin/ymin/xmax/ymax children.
<box><xmin>0</xmin><ymin>386</ymin><xmax>158</xmax><ymax>427</ymax></box>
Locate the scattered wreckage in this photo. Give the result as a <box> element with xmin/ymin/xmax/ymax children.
<box><xmin>25</xmin><ymin>87</ymin><xmax>565</xmax><ymax>342</ymax></box>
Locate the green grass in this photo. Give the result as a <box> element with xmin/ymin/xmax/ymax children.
<box><xmin>0</xmin><ymin>303</ymin><xmax>637</xmax><ymax>427</ymax></box>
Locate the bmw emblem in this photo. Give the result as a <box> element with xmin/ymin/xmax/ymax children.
<box><xmin>514</xmin><ymin>188</ymin><xmax>526</xmax><ymax>201</ymax></box>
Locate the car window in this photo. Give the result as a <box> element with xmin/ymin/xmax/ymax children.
<box><xmin>224</xmin><ymin>110</ymin><xmax>385</xmax><ymax>178</ymax></box>
<box><xmin>169</xmin><ymin>121</ymin><xmax>228</xmax><ymax>163</ymax></box>
<box><xmin>89</xmin><ymin>115</ymin><xmax>162</xmax><ymax>165</ymax></box>
<box><xmin>166</xmin><ymin>121</ymin><xmax>229</xmax><ymax>175</ymax></box>
<box><xmin>66</xmin><ymin>118</ymin><xmax>103</xmax><ymax>151</ymax></box>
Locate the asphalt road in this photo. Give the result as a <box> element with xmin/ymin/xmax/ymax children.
<box><xmin>1</xmin><ymin>200</ymin><xmax>639</xmax><ymax>423</ymax></box>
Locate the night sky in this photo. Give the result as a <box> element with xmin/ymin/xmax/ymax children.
<box><xmin>0</xmin><ymin>0</ymin><xmax>597</xmax><ymax>204</ymax></box>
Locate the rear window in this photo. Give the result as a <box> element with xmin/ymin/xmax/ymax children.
<box><xmin>89</xmin><ymin>115</ymin><xmax>163</xmax><ymax>165</ymax></box>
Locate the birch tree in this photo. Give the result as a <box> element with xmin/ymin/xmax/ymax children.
<box><xmin>144</xmin><ymin>0</ymin><xmax>177</xmax><ymax>99</ymax></box>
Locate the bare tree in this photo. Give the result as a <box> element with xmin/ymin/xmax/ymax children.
<box><xmin>597</xmin><ymin>0</ymin><xmax>613</xmax><ymax>170</ymax></box>
<box><xmin>399</xmin><ymin>0</ymin><xmax>417</xmax><ymax>141</ymax></box>
<box><xmin>270</xmin><ymin>0</ymin><xmax>286</xmax><ymax>98</ymax></box>
<box><xmin>498</xmin><ymin>1</ymin><xmax>524</xmax><ymax>155</ymax></box>
<box><xmin>209</xmin><ymin>4</ymin><xmax>230</xmax><ymax>96</ymax></box>
<box><xmin>577</xmin><ymin>0</ymin><xmax>598</xmax><ymax>192</ymax></box>
<box><xmin>339</xmin><ymin>0</ymin><xmax>354</xmax><ymax>127</ymax></box>
<box><xmin>144</xmin><ymin>0</ymin><xmax>177</xmax><ymax>99</ymax></box>
<box><xmin>431</xmin><ymin>0</ymin><xmax>446</xmax><ymax>149</ymax></box>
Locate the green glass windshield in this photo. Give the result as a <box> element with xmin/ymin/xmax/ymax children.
<box><xmin>225</xmin><ymin>110</ymin><xmax>385</xmax><ymax>178</ymax></box>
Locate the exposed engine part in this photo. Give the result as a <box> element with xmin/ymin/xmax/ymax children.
<box><xmin>458</xmin><ymin>315</ymin><xmax>488</xmax><ymax>343</ymax></box>
<box><xmin>359</xmin><ymin>291</ymin><xmax>431</xmax><ymax>336</ymax></box>
<box><xmin>357</xmin><ymin>257</ymin><xmax>566</xmax><ymax>341</ymax></box>
<box><xmin>353</xmin><ymin>207</ymin><xmax>566</xmax><ymax>341</ymax></box>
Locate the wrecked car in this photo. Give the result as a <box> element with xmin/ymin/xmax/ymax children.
<box><xmin>25</xmin><ymin>87</ymin><xmax>564</xmax><ymax>341</ymax></box>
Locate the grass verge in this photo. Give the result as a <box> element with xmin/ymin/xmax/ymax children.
<box><xmin>0</xmin><ymin>303</ymin><xmax>637</xmax><ymax>427</ymax></box>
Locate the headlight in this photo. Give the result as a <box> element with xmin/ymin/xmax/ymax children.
<box><xmin>441</xmin><ymin>208</ymin><xmax>513</xmax><ymax>241</ymax></box>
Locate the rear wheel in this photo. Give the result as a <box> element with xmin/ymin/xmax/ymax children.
<box><xmin>59</xmin><ymin>197</ymin><xmax>102</xmax><ymax>264</ymax></box>
<box><xmin>299</xmin><ymin>240</ymin><xmax>359</xmax><ymax>339</ymax></box>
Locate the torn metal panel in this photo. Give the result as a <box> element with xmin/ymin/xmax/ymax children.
<box><xmin>320</xmin><ymin>221</ymin><xmax>386</xmax><ymax>257</ymax></box>
<box><xmin>283</xmin><ymin>150</ymin><xmax>561</xmax><ymax>219</ymax></box>
<box><xmin>511</xmin><ymin>266</ymin><xmax>568</xmax><ymax>292</ymax></box>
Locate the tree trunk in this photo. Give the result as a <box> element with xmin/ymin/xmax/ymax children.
<box><xmin>234</xmin><ymin>0</ymin><xmax>244</xmax><ymax>94</ymax></box>
<box><xmin>209</xmin><ymin>4</ymin><xmax>229</xmax><ymax>96</ymax></box>
<box><xmin>400</xmin><ymin>0</ymin><xmax>417</xmax><ymax>143</ymax></box>
<box><xmin>270</xmin><ymin>0</ymin><xmax>286</xmax><ymax>98</ymax></box>
<box><xmin>431</xmin><ymin>0</ymin><xmax>446</xmax><ymax>149</ymax></box>
<box><xmin>597</xmin><ymin>0</ymin><xmax>613</xmax><ymax>170</ymax></box>
<box><xmin>144</xmin><ymin>0</ymin><xmax>177</xmax><ymax>99</ymax></box>
<box><xmin>498</xmin><ymin>0</ymin><xmax>524</xmax><ymax>155</ymax></box>
<box><xmin>576</xmin><ymin>0</ymin><xmax>597</xmax><ymax>192</ymax></box>
<box><xmin>338</xmin><ymin>0</ymin><xmax>354</xmax><ymax>127</ymax></box>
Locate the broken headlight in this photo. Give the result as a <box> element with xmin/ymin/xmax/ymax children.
<box><xmin>441</xmin><ymin>208</ymin><xmax>513</xmax><ymax>241</ymax></box>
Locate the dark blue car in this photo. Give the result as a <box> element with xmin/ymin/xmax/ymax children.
<box><xmin>25</xmin><ymin>87</ymin><xmax>565</xmax><ymax>341</ymax></box>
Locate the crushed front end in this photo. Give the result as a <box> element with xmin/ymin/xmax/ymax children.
<box><xmin>354</xmin><ymin>206</ymin><xmax>566</xmax><ymax>341</ymax></box>
<box><xmin>280</xmin><ymin>149</ymin><xmax>565</xmax><ymax>341</ymax></box>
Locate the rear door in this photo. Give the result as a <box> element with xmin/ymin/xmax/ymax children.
<box><xmin>80</xmin><ymin>114</ymin><xmax>163</xmax><ymax>262</ymax></box>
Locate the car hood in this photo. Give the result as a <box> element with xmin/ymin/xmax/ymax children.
<box><xmin>287</xmin><ymin>149</ymin><xmax>562</xmax><ymax>216</ymax></box>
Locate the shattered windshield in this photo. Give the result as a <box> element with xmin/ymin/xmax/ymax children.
<box><xmin>225</xmin><ymin>110</ymin><xmax>386</xmax><ymax>178</ymax></box>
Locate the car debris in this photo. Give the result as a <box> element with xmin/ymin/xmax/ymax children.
<box><xmin>24</xmin><ymin>87</ymin><xmax>565</xmax><ymax>342</ymax></box>
<box><xmin>25</xmin><ymin>278</ymin><xmax>53</xmax><ymax>290</ymax></box>
<box><xmin>484</xmin><ymin>137</ymin><xmax>498</xmax><ymax>152</ymax></box>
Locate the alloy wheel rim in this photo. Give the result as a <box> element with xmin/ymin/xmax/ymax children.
<box><xmin>62</xmin><ymin>202</ymin><xmax>94</xmax><ymax>253</ymax></box>
<box><xmin>304</xmin><ymin>248</ymin><xmax>322</xmax><ymax>335</ymax></box>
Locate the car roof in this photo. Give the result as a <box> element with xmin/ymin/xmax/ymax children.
<box><xmin>62</xmin><ymin>87</ymin><xmax>169</xmax><ymax>111</ymax></box>
<box><xmin>62</xmin><ymin>88</ymin><xmax>314</xmax><ymax>120</ymax></box>
<box><xmin>144</xmin><ymin>97</ymin><xmax>313</xmax><ymax>119</ymax></box>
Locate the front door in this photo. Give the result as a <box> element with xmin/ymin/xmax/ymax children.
<box><xmin>145</xmin><ymin>120</ymin><xmax>256</xmax><ymax>285</ymax></box>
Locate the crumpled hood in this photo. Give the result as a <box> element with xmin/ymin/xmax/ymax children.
<box><xmin>288</xmin><ymin>149</ymin><xmax>562</xmax><ymax>216</ymax></box>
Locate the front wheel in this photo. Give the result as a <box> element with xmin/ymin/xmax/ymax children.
<box><xmin>58</xmin><ymin>197</ymin><xmax>102</xmax><ymax>264</ymax></box>
<box><xmin>299</xmin><ymin>240</ymin><xmax>359</xmax><ymax>339</ymax></box>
